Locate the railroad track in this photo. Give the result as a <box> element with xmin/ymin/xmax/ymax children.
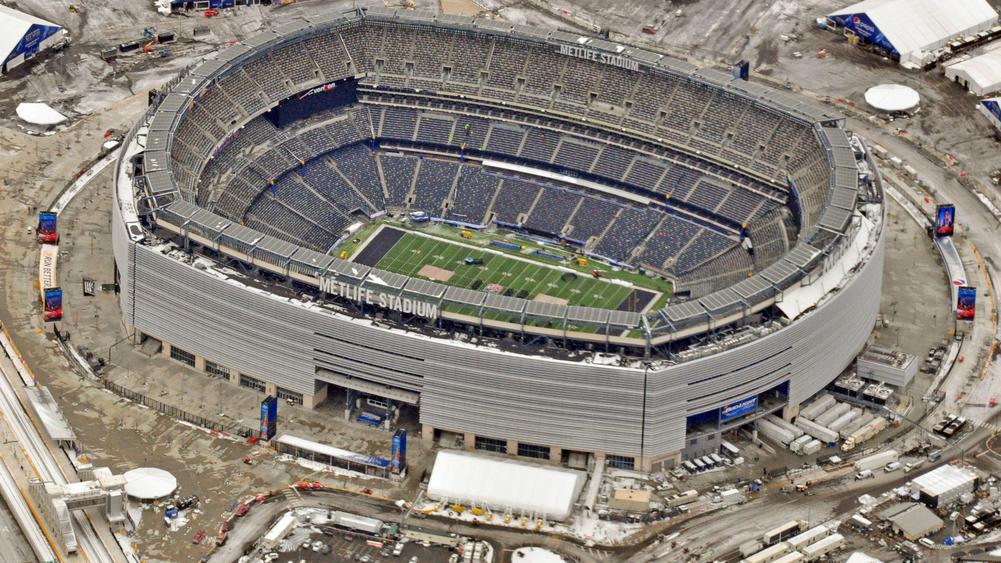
<box><xmin>0</xmin><ymin>332</ymin><xmax>117</xmax><ymax>562</ymax></box>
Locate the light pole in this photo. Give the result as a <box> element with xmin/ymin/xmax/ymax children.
<box><xmin>106</xmin><ymin>331</ymin><xmax>133</xmax><ymax>367</ymax></box>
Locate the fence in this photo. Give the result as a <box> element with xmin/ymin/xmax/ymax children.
<box><xmin>103</xmin><ymin>379</ymin><xmax>258</xmax><ymax>439</ymax></box>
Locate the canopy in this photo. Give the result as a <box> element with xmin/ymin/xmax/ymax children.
<box><xmin>427</xmin><ymin>450</ymin><xmax>585</xmax><ymax>520</ymax></box>
<box><xmin>123</xmin><ymin>467</ymin><xmax>177</xmax><ymax>499</ymax></box>
<box><xmin>16</xmin><ymin>102</ymin><xmax>67</xmax><ymax>126</ymax></box>
<box><xmin>864</xmin><ymin>84</ymin><xmax>920</xmax><ymax>113</ymax></box>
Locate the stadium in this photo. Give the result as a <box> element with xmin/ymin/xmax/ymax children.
<box><xmin>112</xmin><ymin>7</ymin><xmax>885</xmax><ymax>471</ymax></box>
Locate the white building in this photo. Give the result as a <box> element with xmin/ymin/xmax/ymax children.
<box><xmin>946</xmin><ymin>49</ymin><xmax>1001</xmax><ymax>95</ymax></box>
<box><xmin>827</xmin><ymin>0</ymin><xmax>998</xmax><ymax>68</ymax></box>
<box><xmin>911</xmin><ymin>464</ymin><xmax>979</xmax><ymax>508</ymax></box>
<box><xmin>427</xmin><ymin>450</ymin><xmax>585</xmax><ymax>521</ymax></box>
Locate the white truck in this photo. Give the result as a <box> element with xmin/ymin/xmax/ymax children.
<box><xmin>795</xmin><ymin>418</ymin><xmax>839</xmax><ymax>445</ymax></box>
<box><xmin>841</xmin><ymin>417</ymin><xmax>888</xmax><ymax>451</ymax></box>
<box><xmin>854</xmin><ymin>450</ymin><xmax>899</xmax><ymax>472</ymax></box>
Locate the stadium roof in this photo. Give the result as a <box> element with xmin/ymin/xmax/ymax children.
<box><xmin>829</xmin><ymin>0</ymin><xmax>997</xmax><ymax>67</ymax></box>
<box><xmin>427</xmin><ymin>450</ymin><xmax>585</xmax><ymax>520</ymax></box>
<box><xmin>0</xmin><ymin>5</ymin><xmax>62</xmax><ymax>65</ymax></box>
<box><xmin>945</xmin><ymin>49</ymin><xmax>1001</xmax><ymax>96</ymax></box>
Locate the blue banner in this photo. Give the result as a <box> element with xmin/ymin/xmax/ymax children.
<box><xmin>831</xmin><ymin>12</ymin><xmax>898</xmax><ymax>56</ymax></box>
<box><xmin>983</xmin><ymin>99</ymin><xmax>1001</xmax><ymax>123</ymax></box>
<box><xmin>6</xmin><ymin>24</ymin><xmax>63</xmax><ymax>66</ymax></box>
<box><xmin>259</xmin><ymin>395</ymin><xmax>278</xmax><ymax>440</ymax></box>
<box><xmin>935</xmin><ymin>204</ymin><xmax>955</xmax><ymax>237</ymax></box>
<box><xmin>43</xmin><ymin>287</ymin><xmax>62</xmax><ymax>322</ymax></box>
<box><xmin>37</xmin><ymin>212</ymin><xmax>57</xmax><ymax>243</ymax></box>
<box><xmin>391</xmin><ymin>428</ymin><xmax>407</xmax><ymax>474</ymax></box>
<box><xmin>958</xmin><ymin>286</ymin><xmax>976</xmax><ymax>320</ymax></box>
<box><xmin>720</xmin><ymin>396</ymin><xmax>758</xmax><ymax>423</ymax></box>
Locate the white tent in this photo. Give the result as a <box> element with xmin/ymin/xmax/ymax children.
<box><xmin>864</xmin><ymin>84</ymin><xmax>920</xmax><ymax>113</ymax></box>
<box><xmin>828</xmin><ymin>0</ymin><xmax>998</xmax><ymax>68</ymax></box>
<box><xmin>945</xmin><ymin>49</ymin><xmax>1001</xmax><ymax>95</ymax></box>
<box><xmin>16</xmin><ymin>102</ymin><xmax>67</xmax><ymax>126</ymax></box>
<box><xmin>0</xmin><ymin>5</ymin><xmax>65</xmax><ymax>74</ymax></box>
<box><xmin>427</xmin><ymin>450</ymin><xmax>585</xmax><ymax>520</ymax></box>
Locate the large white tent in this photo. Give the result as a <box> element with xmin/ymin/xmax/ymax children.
<box><xmin>945</xmin><ymin>49</ymin><xmax>1001</xmax><ymax>95</ymax></box>
<box><xmin>427</xmin><ymin>450</ymin><xmax>585</xmax><ymax>521</ymax></box>
<box><xmin>0</xmin><ymin>5</ymin><xmax>65</xmax><ymax>75</ymax></box>
<box><xmin>828</xmin><ymin>0</ymin><xmax>998</xmax><ymax>68</ymax></box>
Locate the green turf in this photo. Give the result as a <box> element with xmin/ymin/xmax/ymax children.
<box><xmin>374</xmin><ymin>232</ymin><xmax>636</xmax><ymax>309</ymax></box>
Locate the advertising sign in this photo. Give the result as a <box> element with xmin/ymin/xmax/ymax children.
<box><xmin>391</xmin><ymin>428</ymin><xmax>407</xmax><ymax>474</ymax></box>
<box><xmin>43</xmin><ymin>288</ymin><xmax>62</xmax><ymax>322</ymax></box>
<box><xmin>720</xmin><ymin>396</ymin><xmax>758</xmax><ymax>423</ymax></box>
<box><xmin>935</xmin><ymin>204</ymin><xmax>956</xmax><ymax>237</ymax></box>
<box><xmin>37</xmin><ymin>212</ymin><xmax>57</xmax><ymax>243</ymax></box>
<box><xmin>259</xmin><ymin>395</ymin><xmax>278</xmax><ymax>441</ymax></box>
<box><xmin>957</xmin><ymin>286</ymin><xmax>976</xmax><ymax>320</ymax></box>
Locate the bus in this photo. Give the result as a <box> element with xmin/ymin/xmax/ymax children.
<box><xmin>683</xmin><ymin>460</ymin><xmax>698</xmax><ymax>473</ymax></box>
<box><xmin>692</xmin><ymin>458</ymin><xmax>706</xmax><ymax>472</ymax></box>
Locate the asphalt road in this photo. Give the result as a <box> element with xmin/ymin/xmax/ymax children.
<box><xmin>208</xmin><ymin>487</ymin><xmax>621</xmax><ymax>563</ymax></box>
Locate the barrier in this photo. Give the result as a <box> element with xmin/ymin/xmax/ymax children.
<box><xmin>102</xmin><ymin>380</ymin><xmax>258</xmax><ymax>440</ymax></box>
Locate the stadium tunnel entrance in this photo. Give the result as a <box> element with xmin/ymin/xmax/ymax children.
<box><xmin>314</xmin><ymin>368</ymin><xmax>421</xmax><ymax>434</ymax></box>
<box><xmin>680</xmin><ymin>382</ymin><xmax>790</xmax><ymax>463</ymax></box>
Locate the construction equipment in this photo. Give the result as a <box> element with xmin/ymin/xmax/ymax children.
<box><xmin>460</xmin><ymin>230</ymin><xmax>473</xmax><ymax>239</ymax></box>
<box><xmin>575</xmin><ymin>257</ymin><xmax>589</xmax><ymax>266</ymax></box>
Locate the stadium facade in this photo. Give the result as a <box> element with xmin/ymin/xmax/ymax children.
<box><xmin>112</xmin><ymin>8</ymin><xmax>885</xmax><ymax>471</ymax></box>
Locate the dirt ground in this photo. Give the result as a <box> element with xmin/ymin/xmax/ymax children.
<box><xmin>440</xmin><ymin>0</ymin><xmax>485</xmax><ymax>17</ymax></box>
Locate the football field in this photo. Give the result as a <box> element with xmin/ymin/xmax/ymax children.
<box><xmin>371</xmin><ymin>230</ymin><xmax>640</xmax><ymax>310</ymax></box>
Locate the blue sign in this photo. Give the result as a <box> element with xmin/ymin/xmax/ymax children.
<box><xmin>958</xmin><ymin>286</ymin><xmax>976</xmax><ymax>320</ymax></box>
<box><xmin>732</xmin><ymin>60</ymin><xmax>749</xmax><ymax>81</ymax></box>
<box><xmin>983</xmin><ymin>99</ymin><xmax>1001</xmax><ymax>123</ymax></box>
<box><xmin>935</xmin><ymin>204</ymin><xmax>955</xmax><ymax>237</ymax></box>
<box><xmin>831</xmin><ymin>12</ymin><xmax>898</xmax><ymax>56</ymax></box>
<box><xmin>720</xmin><ymin>396</ymin><xmax>758</xmax><ymax>423</ymax></box>
<box><xmin>6</xmin><ymin>24</ymin><xmax>63</xmax><ymax>66</ymax></box>
<box><xmin>259</xmin><ymin>395</ymin><xmax>278</xmax><ymax>440</ymax></box>
<box><xmin>391</xmin><ymin>428</ymin><xmax>407</xmax><ymax>474</ymax></box>
<box><xmin>38</xmin><ymin>212</ymin><xmax>57</xmax><ymax>232</ymax></box>
<box><xmin>43</xmin><ymin>287</ymin><xmax>62</xmax><ymax>322</ymax></box>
